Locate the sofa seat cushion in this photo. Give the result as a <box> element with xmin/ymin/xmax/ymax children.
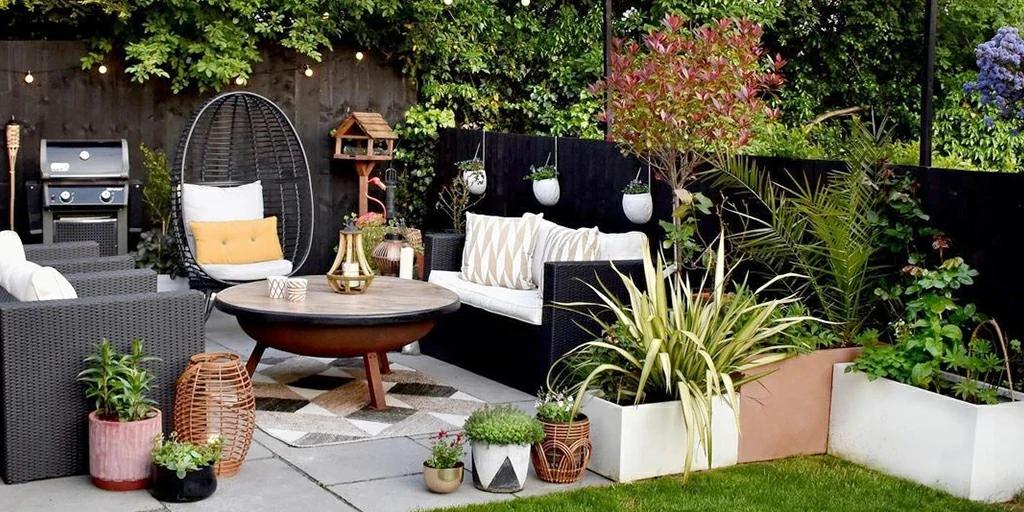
<box><xmin>429</xmin><ymin>270</ymin><xmax>542</xmax><ymax>325</ymax></box>
<box><xmin>1</xmin><ymin>260</ymin><xmax>77</xmax><ymax>301</ymax></box>
<box><xmin>202</xmin><ymin>259</ymin><xmax>293</xmax><ymax>282</ymax></box>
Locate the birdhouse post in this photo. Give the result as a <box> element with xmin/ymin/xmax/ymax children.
<box><xmin>331</xmin><ymin>113</ymin><xmax>398</xmax><ymax>216</ymax></box>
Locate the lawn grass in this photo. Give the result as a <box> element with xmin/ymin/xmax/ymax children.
<box><xmin>431</xmin><ymin>456</ymin><xmax>1004</xmax><ymax>512</ymax></box>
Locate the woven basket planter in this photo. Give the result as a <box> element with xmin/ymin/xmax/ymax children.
<box><xmin>174</xmin><ymin>353</ymin><xmax>256</xmax><ymax>477</ymax></box>
<box><xmin>530</xmin><ymin>415</ymin><xmax>592</xmax><ymax>484</ymax></box>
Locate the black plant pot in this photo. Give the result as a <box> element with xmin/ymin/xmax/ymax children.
<box><xmin>150</xmin><ymin>465</ymin><xmax>218</xmax><ymax>503</ymax></box>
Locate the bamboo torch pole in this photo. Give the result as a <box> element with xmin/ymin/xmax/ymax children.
<box><xmin>5</xmin><ymin>120</ymin><xmax>20</xmax><ymax>231</ymax></box>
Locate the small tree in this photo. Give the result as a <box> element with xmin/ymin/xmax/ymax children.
<box><xmin>590</xmin><ymin>15</ymin><xmax>784</xmax><ymax>266</ymax></box>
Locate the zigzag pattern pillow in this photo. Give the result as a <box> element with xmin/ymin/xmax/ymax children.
<box><xmin>533</xmin><ymin>224</ymin><xmax>600</xmax><ymax>292</ymax></box>
<box><xmin>461</xmin><ymin>213</ymin><xmax>542</xmax><ymax>290</ymax></box>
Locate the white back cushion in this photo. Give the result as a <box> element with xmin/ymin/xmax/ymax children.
<box><xmin>3</xmin><ymin>261</ymin><xmax>77</xmax><ymax>301</ymax></box>
<box><xmin>597</xmin><ymin>232</ymin><xmax>649</xmax><ymax>261</ymax></box>
<box><xmin>0</xmin><ymin>230</ymin><xmax>26</xmax><ymax>264</ymax></box>
<box><xmin>181</xmin><ymin>180</ymin><xmax>265</xmax><ymax>256</ymax></box>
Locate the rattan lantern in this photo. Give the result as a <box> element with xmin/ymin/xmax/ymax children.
<box><xmin>174</xmin><ymin>353</ymin><xmax>256</xmax><ymax>477</ymax></box>
<box><xmin>327</xmin><ymin>221</ymin><xmax>376</xmax><ymax>293</ymax></box>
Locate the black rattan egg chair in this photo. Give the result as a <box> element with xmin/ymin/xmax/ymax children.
<box><xmin>171</xmin><ymin>91</ymin><xmax>314</xmax><ymax>301</ymax></box>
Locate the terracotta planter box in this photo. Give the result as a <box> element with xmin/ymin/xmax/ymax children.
<box><xmin>88</xmin><ymin>410</ymin><xmax>163</xmax><ymax>491</ymax></box>
<box><xmin>737</xmin><ymin>347</ymin><xmax>860</xmax><ymax>463</ymax></box>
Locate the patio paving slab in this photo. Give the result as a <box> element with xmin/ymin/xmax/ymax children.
<box><xmin>0</xmin><ymin>474</ymin><xmax>162</xmax><ymax>512</ymax></box>
<box><xmin>164</xmin><ymin>457</ymin><xmax>357</xmax><ymax>512</ymax></box>
<box><xmin>388</xmin><ymin>354</ymin><xmax>533</xmax><ymax>404</ymax></box>
<box><xmin>328</xmin><ymin>473</ymin><xmax>515</xmax><ymax>512</ymax></box>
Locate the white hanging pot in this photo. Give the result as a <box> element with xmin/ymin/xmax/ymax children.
<box><xmin>622</xmin><ymin>192</ymin><xmax>653</xmax><ymax>224</ymax></box>
<box><xmin>471</xmin><ymin>443</ymin><xmax>530</xmax><ymax>493</ymax></box>
<box><xmin>464</xmin><ymin>170</ymin><xmax>487</xmax><ymax>195</ymax></box>
<box><xmin>532</xmin><ymin>178</ymin><xmax>560</xmax><ymax>206</ymax></box>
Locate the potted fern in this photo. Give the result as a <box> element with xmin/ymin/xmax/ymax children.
<box><xmin>464</xmin><ymin>404</ymin><xmax>545</xmax><ymax>493</ymax></box>
<box><xmin>621</xmin><ymin>178</ymin><xmax>652</xmax><ymax>224</ymax></box>
<box><xmin>524</xmin><ymin>164</ymin><xmax>560</xmax><ymax>206</ymax></box>
<box><xmin>78</xmin><ymin>339</ymin><xmax>162</xmax><ymax>491</ymax></box>
<box><xmin>151</xmin><ymin>433</ymin><xmax>223</xmax><ymax>502</ymax></box>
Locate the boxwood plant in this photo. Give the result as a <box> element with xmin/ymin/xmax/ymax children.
<box><xmin>463</xmin><ymin>404</ymin><xmax>545</xmax><ymax>446</ymax></box>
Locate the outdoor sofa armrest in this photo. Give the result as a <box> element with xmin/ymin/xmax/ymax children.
<box><xmin>0</xmin><ymin>290</ymin><xmax>206</xmax><ymax>483</ymax></box>
<box><xmin>35</xmin><ymin>255</ymin><xmax>135</xmax><ymax>274</ymax></box>
<box><xmin>24</xmin><ymin>241</ymin><xmax>101</xmax><ymax>261</ymax></box>
<box><xmin>63</xmin><ymin>269</ymin><xmax>158</xmax><ymax>297</ymax></box>
<box><xmin>423</xmin><ymin>233</ymin><xmax>466</xmax><ymax>280</ymax></box>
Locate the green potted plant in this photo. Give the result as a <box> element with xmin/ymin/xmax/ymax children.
<box><xmin>530</xmin><ymin>388</ymin><xmax>590</xmax><ymax>484</ymax></box>
<box><xmin>621</xmin><ymin>178</ymin><xmax>652</xmax><ymax>224</ymax></box>
<box><xmin>456</xmin><ymin>158</ymin><xmax>486</xmax><ymax>195</ymax></box>
<box><xmin>150</xmin><ymin>433</ymin><xmax>223</xmax><ymax>502</ymax></box>
<box><xmin>133</xmin><ymin>143</ymin><xmax>184</xmax><ymax>290</ymax></box>
<box><xmin>524</xmin><ymin>164</ymin><xmax>559</xmax><ymax>206</ymax></box>
<box><xmin>77</xmin><ymin>339</ymin><xmax>162</xmax><ymax>491</ymax></box>
<box><xmin>463</xmin><ymin>404</ymin><xmax>545</xmax><ymax>493</ymax></box>
<box><xmin>422</xmin><ymin>429</ymin><xmax>466</xmax><ymax>494</ymax></box>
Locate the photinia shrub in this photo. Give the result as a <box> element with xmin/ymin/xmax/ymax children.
<box><xmin>964</xmin><ymin>26</ymin><xmax>1024</xmax><ymax>132</ymax></box>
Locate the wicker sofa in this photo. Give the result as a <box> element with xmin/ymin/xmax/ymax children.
<box><xmin>0</xmin><ymin>248</ymin><xmax>206</xmax><ymax>484</ymax></box>
<box><xmin>421</xmin><ymin>224</ymin><xmax>647</xmax><ymax>393</ymax></box>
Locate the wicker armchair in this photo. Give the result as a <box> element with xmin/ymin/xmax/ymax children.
<box><xmin>24</xmin><ymin>241</ymin><xmax>100</xmax><ymax>261</ymax></box>
<box><xmin>420</xmin><ymin>233</ymin><xmax>644</xmax><ymax>393</ymax></box>
<box><xmin>0</xmin><ymin>269</ymin><xmax>206</xmax><ymax>484</ymax></box>
<box><xmin>171</xmin><ymin>91</ymin><xmax>314</xmax><ymax>294</ymax></box>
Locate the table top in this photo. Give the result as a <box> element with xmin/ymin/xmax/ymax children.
<box><xmin>214</xmin><ymin>276</ymin><xmax>460</xmax><ymax>325</ymax></box>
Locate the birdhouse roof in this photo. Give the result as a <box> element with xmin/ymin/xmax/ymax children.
<box><xmin>334</xmin><ymin>112</ymin><xmax>397</xmax><ymax>140</ymax></box>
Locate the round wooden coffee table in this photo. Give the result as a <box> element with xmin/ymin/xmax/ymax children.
<box><xmin>214</xmin><ymin>276</ymin><xmax>460</xmax><ymax>410</ymax></box>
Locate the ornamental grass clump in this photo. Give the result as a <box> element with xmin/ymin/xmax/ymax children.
<box><xmin>463</xmin><ymin>404</ymin><xmax>545</xmax><ymax>446</ymax></box>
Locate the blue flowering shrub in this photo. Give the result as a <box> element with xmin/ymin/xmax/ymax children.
<box><xmin>965</xmin><ymin>26</ymin><xmax>1024</xmax><ymax>133</ymax></box>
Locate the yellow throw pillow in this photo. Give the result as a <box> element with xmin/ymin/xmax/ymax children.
<box><xmin>189</xmin><ymin>217</ymin><xmax>284</xmax><ymax>265</ymax></box>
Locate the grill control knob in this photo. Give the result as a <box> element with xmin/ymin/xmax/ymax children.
<box><xmin>59</xmin><ymin>191</ymin><xmax>72</xmax><ymax>203</ymax></box>
<box><xmin>99</xmin><ymin>190</ymin><xmax>113</xmax><ymax>203</ymax></box>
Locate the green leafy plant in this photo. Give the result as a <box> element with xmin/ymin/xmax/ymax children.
<box><xmin>524</xmin><ymin>164</ymin><xmax>558</xmax><ymax>181</ymax></box>
<box><xmin>132</xmin><ymin>143</ymin><xmax>182</xmax><ymax>277</ymax></box>
<box><xmin>553</xmin><ymin>236</ymin><xmax>814</xmax><ymax>479</ymax></box>
<box><xmin>77</xmin><ymin>339</ymin><xmax>159</xmax><ymax>422</ymax></box>
<box><xmin>436</xmin><ymin>174</ymin><xmax>484</xmax><ymax>235</ymax></box>
<box><xmin>534</xmin><ymin>388</ymin><xmax>577</xmax><ymax>423</ymax></box>
<box><xmin>425</xmin><ymin>429</ymin><xmax>465</xmax><ymax>469</ymax></box>
<box><xmin>463</xmin><ymin>404</ymin><xmax>545</xmax><ymax>446</ymax></box>
<box><xmin>621</xmin><ymin>179</ymin><xmax>649</xmax><ymax>195</ymax></box>
<box><xmin>151</xmin><ymin>433</ymin><xmax>224</xmax><ymax>479</ymax></box>
<box><xmin>659</xmin><ymin>189</ymin><xmax>714</xmax><ymax>270</ymax></box>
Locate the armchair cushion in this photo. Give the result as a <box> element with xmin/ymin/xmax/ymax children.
<box><xmin>0</xmin><ymin>231</ymin><xmax>25</xmax><ymax>264</ymax></box>
<box><xmin>2</xmin><ymin>261</ymin><xmax>77</xmax><ymax>301</ymax></box>
<box><xmin>429</xmin><ymin>270</ymin><xmax>543</xmax><ymax>325</ymax></box>
<box><xmin>190</xmin><ymin>216</ymin><xmax>284</xmax><ymax>265</ymax></box>
<box><xmin>180</xmin><ymin>180</ymin><xmax>264</xmax><ymax>255</ymax></box>
<box><xmin>202</xmin><ymin>259</ymin><xmax>293</xmax><ymax>282</ymax></box>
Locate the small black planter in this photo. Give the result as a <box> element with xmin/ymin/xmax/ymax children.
<box><xmin>150</xmin><ymin>465</ymin><xmax>218</xmax><ymax>503</ymax></box>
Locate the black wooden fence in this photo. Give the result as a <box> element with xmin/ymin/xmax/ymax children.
<box><xmin>436</xmin><ymin>128</ymin><xmax>1024</xmax><ymax>343</ymax></box>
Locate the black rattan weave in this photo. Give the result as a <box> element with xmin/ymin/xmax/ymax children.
<box><xmin>23</xmin><ymin>242</ymin><xmax>100</xmax><ymax>261</ymax></box>
<box><xmin>171</xmin><ymin>91</ymin><xmax>314</xmax><ymax>293</ymax></box>
<box><xmin>34</xmin><ymin>255</ymin><xmax>135</xmax><ymax>274</ymax></box>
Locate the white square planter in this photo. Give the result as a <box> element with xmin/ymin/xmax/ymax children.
<box><xmin>829</xmin><ymin>363</ymin><xmax>1024</xmax><ymax>502</ymax></box>
<box><xmin>583</xmin><ymin>395</ymin><xmax>738</xmax><ymax>482</ymax></box>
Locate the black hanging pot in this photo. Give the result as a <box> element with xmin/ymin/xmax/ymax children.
<box><xmin>150</xmin><ymin>465</ymin><xmax>218</xmax><ymax>503</ymax></box>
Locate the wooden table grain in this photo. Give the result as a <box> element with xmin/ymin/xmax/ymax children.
<box><xmin>214</xmin><ymin>276</ymin><xmax>460</xmax><ymax>409</ymax></box>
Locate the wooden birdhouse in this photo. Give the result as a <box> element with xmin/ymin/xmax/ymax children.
<box><xmin>331</xmin><ymin>112</ymin><xmax>398</xmax><ymax>216</ymax></box>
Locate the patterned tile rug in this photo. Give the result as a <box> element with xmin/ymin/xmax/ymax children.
<box><xmin>251</xmin><ymin>355</ymin><xmax>486</xmax><ymax>447</ymax></box>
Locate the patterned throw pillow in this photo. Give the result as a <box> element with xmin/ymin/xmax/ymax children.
<box><xmin>461</xmin><ymin>213</ymin><xmax>542</xmax><ymax>290</ymax></box>
<box><xmin>533</xmin><ymin>224</ymin><xmax>600</xmax><ymax>292</ymax></box>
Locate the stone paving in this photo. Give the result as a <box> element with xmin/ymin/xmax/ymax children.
<box><xmin>0</xmin><ymin>310</ymin><xmax>611</xmax><ymax>512</ymax></box>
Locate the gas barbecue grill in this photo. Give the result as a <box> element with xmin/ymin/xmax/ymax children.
<box><xmin>40</xmin><ymin>139</ymin><xmax>130</xmax><ymax>256</ymax></box>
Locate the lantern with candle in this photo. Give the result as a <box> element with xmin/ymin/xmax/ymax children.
<box><xmin>326</xmin><ymin>221</ymin><xmax>376</xmax><ymax>293</ymax></box>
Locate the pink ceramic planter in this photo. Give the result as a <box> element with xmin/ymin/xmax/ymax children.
<box><xmin>88</xmin><ymin>410</ymin><xmax>162</xmax><ymax>491</ymax></box>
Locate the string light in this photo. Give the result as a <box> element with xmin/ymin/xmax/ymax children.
<box><xmin>23</xmin><ymin>71</ymin><xmax>33</xmax><ymax>84</ymax></box>
<box><xmin>304</xmin><ymin>65</ymin><xmax>314</xmax><ymax>77</ymax></box>
<box><xmin>235</xmin><ymin>76</ymin><xmax>246</xmax><ymax>85</ymax></box>
<box><xmin>442</xmin><ymin>0</ymin><xmax>452</xmax><ymax>5</ymax></box>
<box><xmin>97</xmin><ymin>64</ymin><xmax>108</xmax><ymax>74</ymax></box>
<box><xmin>355</xmin><ymin>51</ymin><xmax>364</xmax><ymax>61</ymax></box>
<box><xmin>520</xmin><ymin>0</ymin><xmax>530</xmax><ymax>5</ymax></box>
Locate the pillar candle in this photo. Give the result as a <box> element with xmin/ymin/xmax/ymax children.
<box><xmin>399</xmin><ymin>246</ymin><xmax>414</xmax><ymax>280</ymax></box>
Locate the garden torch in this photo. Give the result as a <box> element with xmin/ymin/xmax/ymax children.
<box><xmin>5</xmin><ymin>119</ymin><xmax>19</xmax><ymax>231</ymax></box>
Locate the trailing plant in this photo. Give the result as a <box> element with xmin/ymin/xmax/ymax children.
<box><xmin>425</xmin><ymin>430</ymin><xmax>465</xmax><ymax>469</ymax></box>
<box><xmin>621</xmin><ymin>179</ymin><xmax>649</xmax><ymax>195</ymax></box>
<box><xmin>709</xmin><ymin>120</ymin><xmax>891</xmax><ymax>344</ymax></box>
<box><xmin>151</xmin><ymin>433</ymin><xmax>224</xmax><ymax>479</ymax></box>
<box><xmin>534</xmin><ymin>388</ymin><xmax>576</xmax><ymax>423</ymax></box>
<box><xmin>463</xmin><ymin>404</ymin><xmax>545</xmax><ymax>446</ymax></box>
<box><xmin>524</xmin><ymin>164</ymin><xmax>558</xmax><ymax>182</ymax></box>
<box><xmin>132</xmin><ymin>143</ymin><xmax>182</xmax><ymax>277</ymax></box>
<box><xmin>553</xmin><ymin>236</ymin><xmax>814</xmax><ymax>479</ymax></box>
<box><xmin>77</xmin><ymin>339</ymin><xmax>159</xmax><ymax>422</ymax></box>
<box><xmin>591</xmin><ymin>14</ymin><xmax>784</xmax><ymax>267</ymax></box>
<box><xmin>436</xmin><ymin>175</ymin><xmax>484</xmax><ymax>235</ymax></box>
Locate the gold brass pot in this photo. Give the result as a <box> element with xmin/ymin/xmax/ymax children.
<box><xmin>422</xmin><ymin>461</ymin><xmax>464</xmax><ymax>494</ymax></box>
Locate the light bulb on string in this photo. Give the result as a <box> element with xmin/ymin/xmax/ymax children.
<box><xmin>442</xmin><ymin>0</ymin><xmax>452</xmax><ymax>5</ymax></box>
<box><xmin>24</xmin><ymin>71</ymin><xmax>34</xmax><ymax>84</ymax></box>
<box><xmin>98</xmin><ymin>64</ymin><xmax>108</xmax><ymax>74</ymax></box>
<box><xmin>520</xmin><ymin>0</ymin><xmax>530</xmax><ymax>5</ymax></box>
<box><xmin>304</xmin><ymin>65</ymin><xmax>314</xmax><ymax>77</ymax></box>
<box><xmin>235</xmin><ymin>76</ymin><xmax>247</xmax><ymax>86</ymax></box>
<box><xmin>355</xmin><ymin>51</ymin><xmax>364</xmax><ymax>61</ymax></box>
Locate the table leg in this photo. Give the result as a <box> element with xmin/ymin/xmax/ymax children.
<box><xmin>245</xmin><ymin>343</ymin><xmax>267</xmax><ymax>377</ymax></box>
<box><xmin>364</xmin><ymin>352</ymin><xmax>387</xmax><ymax>410</ymax></box>
<box><xmin>378</xmin><ymin>351</ymin><xmax>391</xmax><ymax>375</ymax></box>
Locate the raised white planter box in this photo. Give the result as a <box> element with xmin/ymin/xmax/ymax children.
<box><xmin>829</xmin><ymin>363</ymin><xmax>1024</xmax><ymax>502</ymax></box>
<box><xmin>583</xmin><ymin>395</ymin><xmax>738</xmax><ymax>482</ymax></box>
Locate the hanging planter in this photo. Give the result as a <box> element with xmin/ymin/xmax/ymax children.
<box><xmin>622</xmin><ymin>178</ymin><xmax>653</xmax><ymax>224</ymax></box>
<box><xmin>458</xmin><ymin>158</ymin><xmax>487</xmax><ymax>195</ymax></box>
<box><xmin>525</xmin><ymin>163</ymin><xmax>560</xmax><ymax>206</ymax></box>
